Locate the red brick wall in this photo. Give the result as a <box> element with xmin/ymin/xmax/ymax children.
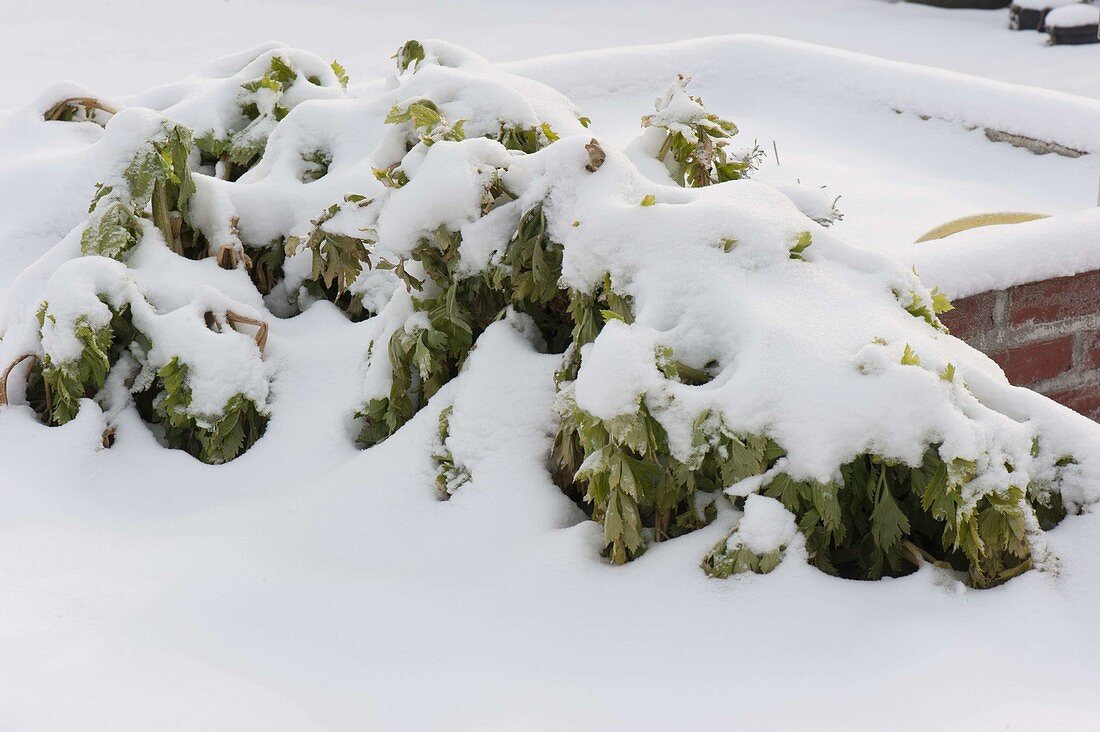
<box><xmin>941</xmin><ymin>272</ymin><xmax>1100</xmax><ymax>420</ymax></box>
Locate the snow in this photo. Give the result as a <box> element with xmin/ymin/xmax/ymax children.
<box><xmin>1046</xmin><ymin>4</ymin><xmax>1100</xmax><ymax>26</ymax></box>
<box><xmin>380</xmin><ymin>40</ymin><xmax>586</xmax><ymax>145</ymax></box>
<box><xmin>913</xmin><ymin>207</ymin><xmax>1100</xmax><ymax>298</ymax></box>
<box><xmin>8</xmin><ymin>0</ymin><xmax>1100</xmax><ymax>106</ymax></box>
<box><xmin>573</xmin><ymin>320</ymin><xmax>664</xmax><ymax>420</ymax></box>
<box><xmin>377</xmin><ymin>138</ymin><xmax>512</xmax><ymax>256</ymax></box>
<box><xmin>138</xmin><ymin>47</ymin><xmax>345</xmax><ymax>151</ymax></box>
<box><xmin>510</xmin><ymin>34</ymin><xmax>1100</xmax><ymax>257</ymax></box>
<box><xmin>516</xmin><ymin>34</ymin><xmax>1100</xmax><ymax>159</ymax></box>
<box><xmin>1014</xmin><ymin>0</ymin><xmax>1083</xmax><ymax>10</ymax></box>
<box><xmin>444</xmin><ymin>314</ymin><xmax>560</xmax><ymax>474</ymax></box>
<box><xmin>733</xmin><ymin>494</ymin><xmax>799</xmax><ymax>554</ymax></box>
<box><xmin>4</xmin><ymin>3</ymin><xmax>1100</xmax><ymax>730</ymax></box>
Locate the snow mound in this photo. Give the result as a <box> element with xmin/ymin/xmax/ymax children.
<box><xmin>1045</xmin><ymin>4</ymin><xmax>1100</xmax><ymax>27</ymax></box>
<box><xmin>735</xmin><ymin>494</ymin><xmax>799</xmax><ymax>555</ymax></box>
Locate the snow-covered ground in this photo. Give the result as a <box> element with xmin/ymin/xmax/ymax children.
<box><xmin>6</xmin><ymin>0</ymin><xmax>1100</xmax><ymax>106</ymax></box>
<box><xmin>513</xmin><ymin>34</ymin><xmax>1100</xmax><ymax>253</ymax></box>
<box><xmin>4</xmin><ymin>3</ymin><xmax>1100</xmax><ymax>731</ymax></box>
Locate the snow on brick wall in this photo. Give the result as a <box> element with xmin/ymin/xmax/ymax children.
<box><xmin>941</xmin><ymin>270</ymin><xmax>1100</xmax><ymax>419</ymax></box>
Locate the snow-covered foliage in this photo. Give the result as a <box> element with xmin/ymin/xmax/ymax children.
<box><xmin>12</xmin><ymin>246</ymin><xmax>270</xmax><ymax>464</ymax></box>
<box><xmin>639</xmin><ymin>74</ymin><xmax>764</xmax><ymax>187</ymax></box>
<box><xmin>0</xmin><ymin>40</ymin><xmax>1097</xmax><ymax>588</ymax></box>
<box><xmin>172</xmin><ymin>47</ymin><xmax>348</xmax><ymax>177</ymax></box>
<box><xmin>702</xmin><ymin>494</ymin><xmax>800</xmax><ymax>577</ymax></box>
<box><xmin>81</xmin><ymin>113</ymin><xmax>195</xmax><ymax>259</ymax></box>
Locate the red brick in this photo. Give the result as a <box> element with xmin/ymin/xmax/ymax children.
<box><xmin>939</xmin><ymin>291</ymin><xmax>996</xmax><ymax>341</ymax></box>
<box><xmin>1083</xmin><ymin>331</ymin><xmax>1100</xmax><ymax>371</ymax></box>
<box><xmin>1009</xmin><ymin>270</ymin><xmax>1100</xmax><ymax>326</ymax></box>
<box><xmin>1046</xmin><ymin>381</ymin><xmax>1100</xmax><ymax>421</ymax></box>
<box><xmin>989</xmin><ymin>336</ymin><xmax>1073</xmax><ymax>386</ymax></box>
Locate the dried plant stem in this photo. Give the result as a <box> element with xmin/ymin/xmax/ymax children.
<box><xmin>225</xmin><ymin>311</ymin><xmax>269</xmax><ymax>355</ymax></box>
<box><xmin>0</xmin><ymin>353</ymin><xmax>35</xmax><ymax>406</ymax></box>
<box><xmin>43</xmin><ymin>97</ymin><xmax>118</xmax><ymax>122</ymax></box>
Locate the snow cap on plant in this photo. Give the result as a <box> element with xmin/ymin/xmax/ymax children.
<box><xmin>375</xmin><ymin>39</ymin><xmax>589</xmax><ymax>170</ymax></box>
<box><xmin>641</xmin><ymin>74</ymin><xmax>764</xmax><ymax>187</ymax></box>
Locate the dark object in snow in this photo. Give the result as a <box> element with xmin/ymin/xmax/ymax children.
<box><xmin>1011</xmin><ymin>2</ymin><xmax>1094</xmax><ymax>31</ymax></box>
<box><xmin>1009</xmin><ymin>5</ymin><xmax>1048</xmax><ymax>30</ymax></box>
<box><xmin>905</xmin><ymin>0</ymin><xmax>1010</xmax><ymax>7</ymax></box>
<box><xmin>1045</xmin><ymin>5</ymin><xmax>1100</xmax><ymax>43</ymax></box>
<box><xmin>1048</xmin><ymin>22</ymin><xmax>1100</xmax><ymax>43</ymax></box>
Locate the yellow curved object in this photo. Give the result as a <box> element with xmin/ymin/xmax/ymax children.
<box><xmin>915</xmin><ymin>212</ymin><xmax>1049</xmax><ymax>243</ymax></box>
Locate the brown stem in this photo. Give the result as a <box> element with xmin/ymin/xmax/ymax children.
<box><xmin>901</xmin><ymin>539</ymin><xmax>926</xmax><ymax>568</ymax></box>
<box><xmin>0</xmin><ymin>353</ymin><xmax>35</xmax><ymax>406</ymax></box>
<box><xmin>216</xmin><ymin>245</ymin><xmax>239</xmax><ymax>270</ymax></box>
<box><xmin>170</xmin><ymin>214</ymin><xmax>183</xmax><ymax>251</ymax></box>
<box><xmin>901</xmin><ymin>539</ymin><xmax>955</xmax><ymax>572</ymax></box>
<box><xmin>43</xmin><ymin>97</ymin><xmax>118</xmax><ymax>122</ymax></box>
<box><xmin>225</xmin><ymin>312</ymin><xmax>269</xmax><ymax>355</ymax></box>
